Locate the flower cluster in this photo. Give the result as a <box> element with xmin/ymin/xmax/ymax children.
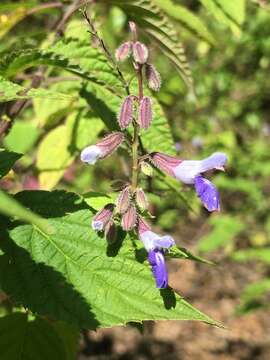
<box><xmin>80</xmin><ymin>22</ymin><xmax>227</xmax><ymax>289</ymax></box>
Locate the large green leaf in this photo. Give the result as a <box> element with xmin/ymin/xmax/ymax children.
<box><xmin>108</xmin><ymin>0</ymin><xmax>193</xmax><ymax>90</ymax></box>
<box><xmin>0</xmin><ymin>149</ymin><xmax>22</xmax><ymax>179</ymax></box>
<box><xmin>0</xmin><ymin>190</ymin><xmax>221</xmax><ymax>329</ymax></box>
<box><xmin>0</xmin><ymin>313</ymin><xmax>67</xmax><ymax>360</ymax></box>
<box><xmin>154</xmin><ymin>0</ymin><xmax>216</xmax><ymax>45</ymax></box>
<box><xmin>199</xmin><ymin>0</ymin><xmax>246</xmax><ymax>36</ymax></box>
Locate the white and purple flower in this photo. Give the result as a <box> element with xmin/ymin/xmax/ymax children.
<box><xmin>138</xmin><ymin>217</ymin><xmax>174</xmax><ymax>289</ymax></box>
<box><xmin>81</xmin><ymin>132</ymin><xmax>124</xmax><ymax>165</ymax></box>
<box><xmin>151</xmin><ymin>152</ymin><xmax>227</xmax><ymax>212</ymax></box>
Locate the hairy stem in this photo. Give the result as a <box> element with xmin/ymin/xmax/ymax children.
<box><xmin>131</xmin><ymin>64</ymin><xmax>143</xmax><ymax>191</ymax></box>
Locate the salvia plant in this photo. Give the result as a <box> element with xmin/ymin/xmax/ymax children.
<box><xmin>80</xmin><ymin>22</ymin><xmax>227</xmax><ymax>289</ymax></box>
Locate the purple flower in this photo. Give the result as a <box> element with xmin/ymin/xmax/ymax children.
<box><xmin>81</xmin><ymin>132</ymin><xmax>124</xmax><ymax>165</ymax></box>
<box><xmin>138</xmin><ymin>217</ymin><xmax>174</xmax><ymax>289</ymax></box>
<box><xmin>151</xmin><ymin>152</ymin><xmax>227</xmax><ymax>212</ymax></box>
<box><xmin>148</xmin><ymin>249</ymin><xmax>168</xmax><ymax>289</ymax></box>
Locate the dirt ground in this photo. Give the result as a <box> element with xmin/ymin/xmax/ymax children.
<box><xmin>78</xmin><ymin>254</ymin><xmax>270</xmax><ymax>360</ymax></box>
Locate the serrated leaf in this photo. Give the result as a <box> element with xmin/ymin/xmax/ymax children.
<box><xmin>199</xmin><ymin>0</ymin><xmax>246</xmax><ymax>36</ymax></box>
<box><xmin>0</xmin><ymin>313</ymin><xmax>67</xmax><ymax>360</ymax></box>
<box><xmin>154</xmin><ymin>0</ymin><xmax>216</xmax><ymax>45</ymax></box>
<box><xmin>0</xmin><ymin>75</ymin><xmax>76</xmax><ymax>102</ymax></box>
<box><xmin>0</xmin><ymin>190</ymin><xmax>52</xmax><ymax>234</ymax></box>
<box><xmin>84</xmin><ymin>192</ymin><xmax>115</xmax><ymax>211</ymax></box>
<box><xmin>108</xmin><ymin>0</ymin><xmax>193</xmax><ymax>91</ymax></box>
<box><xmin>0</xmin><ymin>149</ymin><xmax>22</xmax><ymax>179</ymax></box>
<box><xmin>0</xmin><ymin>190</ymin><xmax>221</xmax><ymax>329</ymax></box>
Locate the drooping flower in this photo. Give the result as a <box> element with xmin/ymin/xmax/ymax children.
<box><xmin>81</xmin><ymin>132</ymin><xmax>124</xmax><ymax>165</ymax></box>
<box><xmin>151</xmin><ymin>152</ymin><xmax>227</xmax><ymax>212</ymax></box>
<box><xmin>92</xmin><ymin>204</ymin><xmax>114</xmax><ymax>231</ymax></box>
<box><xmin>137</xmin><ymin>217</ymin><xmax>174</xmax><ymax>289</ymax></box>
<box><xmin>148</xmin><ymin>249</ymin><xmax>168</xmax><ymax>289</ymax></box>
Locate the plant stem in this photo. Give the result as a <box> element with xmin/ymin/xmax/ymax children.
<box><xmin>131</xmin><ymin>64</ymin><xmax>143</xmax><ymax>191</ymax></box>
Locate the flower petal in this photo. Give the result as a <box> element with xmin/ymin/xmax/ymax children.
<box><xmin>194</xmin><ymin>176</ymin><xmax>220</xmax><ymax>212</ymax></box>
<box><xmin>140</xmin><ymin>230</ymin><xmax>174</xmax><ymax>251</ymax></box>
<box><xmin>148</xmin><ymin>249</ymin><xmax>168</xmax><ymax>289</ymax></box>
<box><xmin>80</xmin><ymin>145</ymin><xmax>102</xmax><ymax>165</ymax></box>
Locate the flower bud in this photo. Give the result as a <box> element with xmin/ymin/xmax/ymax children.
<box><xmin>92</xmin><ymin>204</ymin><xmax>114</xmax><ymax>231</ymax></box>
<box><xmin>121</xmin><ymin>204</ymin><xmax>137</xmax><ymax>231</ymax></box>
<box><xmin>138</xmin><ymin>96</ymin><xmax>152</xmax><ymax>130</ymax></box>
<box><xmin>141</xmin><ymin>161</ymin><xmax>153</xmax><ymax>177</ymax></box>
<box><xmin>135</xmin><ymin>188</ymin><xmax>148</xmax><ymax>211</ymax></box>
<box><xmin>116</xmin><ymin>186</ymin><xmax>131</xmax><ymax>214</ymax></box>
<box><xmin>145</xmin><ymin>63</ymin><xmax>161</xmax><ymax>91</ymax></box>
<box><xmin>132</xmin><ymin>41</ymin><xmax>148</xmax><ymax>64</ymax></box>
<box><xmin>81</xmin><ymin>132</ymin><xmax>124</xmax><ymax>165</ymax></box>
<box><xmin>118</xmin><ymin>95</ymin><xmax>134</xmax><ymax>129</ymax></box>
<box><xmin>115</xmin><ymin>42</ymin><xmax>131</xmax><ymax>62</ymax></box>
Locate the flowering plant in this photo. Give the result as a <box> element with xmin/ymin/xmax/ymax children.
<box><xmin>81</xmin><ymin>22</ymin><xmax>227</xmax><ymax>290</ymax></box>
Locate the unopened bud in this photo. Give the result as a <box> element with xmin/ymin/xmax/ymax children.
<box><xmin>121</xmin><ymin>204</ymin><xmax>137</xmax><ymax>231</ymax></box>
<box><xmin>118</xmin><ymin>95</ymin><xmax>134</xmax><ymax>129</ymax></box>
<box><xmin>92</xmin><ymin>204</ymin><xmax>114</xmax><ymax>231</ymax></box>
<box><xmin>145</xmin><ymin>63</ymin><xmax>161</xmax><ymax>91</ymax></box>
<box><xmin>132</xmin><ymin>42</ymin><xmax>148</xmax><ymax>64</ymax></box>
<box><xmin>138</xmin><ymin>96</ymin><xmax>152</xmax><ymax>130</ymax></box>
<box><xmin>137</xmin><ymin>216</ymin><xmax>151</xmax><ymax>235</ymax></box>
<box><xmin>116</xmin><ymin>186</ymin><xmax>131</xmax><ymax>214</ymax></box>
<box><xmin>141</xmin><ymin>161</ymin><xmax>153</xmax><ymax>177</ymax></box>
<box><xmin>115</xmin><ymin>42</ymin><xmax>132</xmax><ymax>62</ymax></box>
<box><xmin>135</xmin><ymin>188</ymin><xmax>148</xmax><ymax>210</ymax></box>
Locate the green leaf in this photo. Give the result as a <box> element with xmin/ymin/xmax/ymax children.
<box><xmin>4</xmin><ymin>122</ymin><xmax>41</xmax><ymax>154</ymax></box>
<box><xmin>108</xmin><ymin>0</ymin><xmax>194</xmax><ymax>91</ymax></box>
<box><xmin>198</xmin><ymin>215</ymin><xmax>244</xmax><ymax>253</ymax></box>
<box><xmin>231</xmin><ymin>248</ymin><xmax>270</xmax><ymax>265</ymax></box>
<box><xmin>50</xmin><ymin>321</ymin><xmax>79</xmax><ymax>360</ymax></box>
<box><xmin>0</xmin><ymin>75</ymin><xmax>76</xmax><ymax>102</ymax></box>
<box><xmin>0</xmin><ymin>190</ymin><xmax>53</xmax><ymax>235</ymax></box>
<box><xmin>0</xmin><ymin>313</ymin><xmax>67</xmax><ymax>360</ymax></box>
<box><xmin>153</xmin><ymin>0</ymin><xmax>216</xmax><ymax>45</ymax></box>
<box><xmin>199</xmin><ymin>0</ymin><xmax>246</xmax><ymax>36</ymax></box>
<box><xmin>84</xmin><ymin>192</ymin><xmax>115</xmax><ymax>210</ymax></box>
<box><xmin>0</xmin><ymin>7</ymin><xmax>27</xmax><ymax>39</ymax></box>
<box><xmin>0</xmin><ymin>190</ymin><xmax>221</xmax><ymax>329</ymax></box>
<box><xmin>167</xmin><ymin>246</ymin><xmax>214</xmax><ymax>265</ymax></box>
<box><xmin>0</xmin><ymin>149</ymin><xmax>22</xmax><ymax>179</ymax></box>
<box><xmin>36</xmin><ymin>125</ymin><xmax>75</xmax><ymax>190</ymax></box>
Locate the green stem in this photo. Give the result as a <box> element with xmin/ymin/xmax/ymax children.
<box><xmin>131</xmin><ymin>64</ymin><xmax>143</xmax><ymax>191</ymax></box>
